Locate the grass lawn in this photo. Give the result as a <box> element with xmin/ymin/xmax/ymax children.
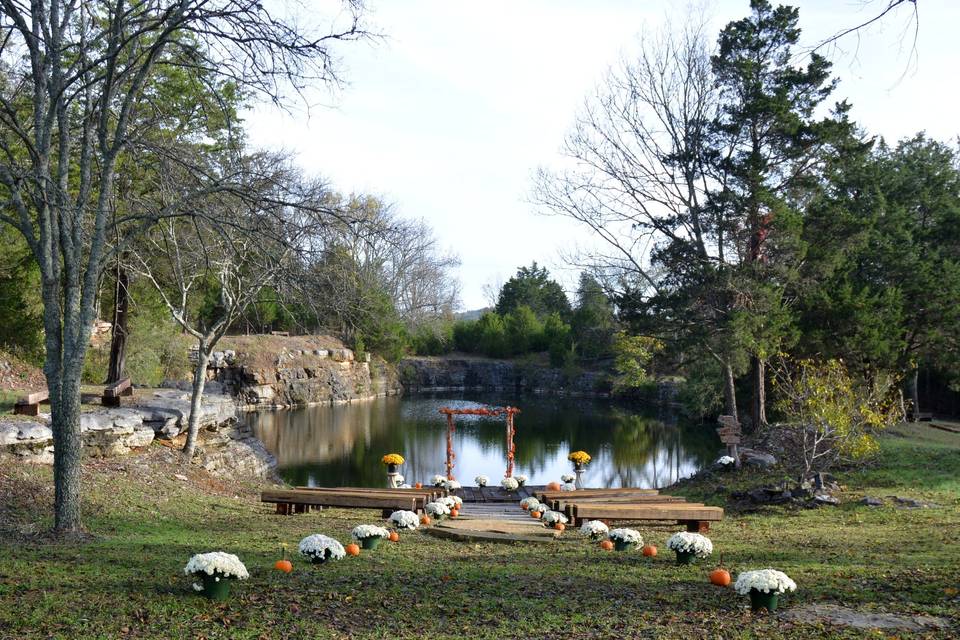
<box><xmin>1</xmin><ymin>423</ymin><xmax>958</xmax><ymax>639</ymax></box>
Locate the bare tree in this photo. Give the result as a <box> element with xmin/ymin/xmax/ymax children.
<box><xmin>533</xmin><ymin>15</ymin><xmax>746</xmax><ymax>418</ymax></box>
<box><xmin>0</xmin><ymin>0</ymin><xmax>371</xmax><ymax>534</ymax></box>
<box><xmin>130</xmin><ymin>152</ymin><xmax>332</xmax><ymax>458</ymax></box>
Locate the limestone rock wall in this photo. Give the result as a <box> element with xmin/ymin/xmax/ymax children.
<box><xmin>0</xmin><ymin>389</ymin><xmax>277</xmax><ymax>480</ymax></box>
<box><xmin>210</xmin><ymin>347</ymin><xmax>402</xmax><ymax>408</ymax></box>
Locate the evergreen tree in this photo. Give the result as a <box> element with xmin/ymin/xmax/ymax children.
<box><xmin>571</xmin><ymin>273</ymin><xmax>617</xmax><ymax>359</ymax></box>
<box><xmin>495</xmin><ymin>262</ymin><xmax>571</xmax><ymax>319</ymax></box>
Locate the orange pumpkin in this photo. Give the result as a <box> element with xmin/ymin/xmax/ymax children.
<box><xmin>600</xmin><ymin>539</ymin><xmax>614</xmax><ymax>551</ymax></box>
<box><xmin>273</xmin><ymin>559</ymin><xmax>293</xmax><ymax>573</ymax></box>
<box><xmin>388</xmin><ymin>531</ymin><xmax>400</xmax><ymax>543</ymax></box>
<box><xmin>420</xmin><ymin>515</ymin><xmax>432</xmax><ymax>526</ymax></box>
<box><xmin>450</xmin><ymin>508</ymin><xmax>459</xmax><ymax>518</ymax></box>
<box><xmin>530</xmin><ymin>510</ymin><xmax>542</xmax><ymax>519</ymax></box>
<box><xmin>546</xmin><ymin>481</ymin><xmax>562</xmax><ymax>491</ymax></box>
<box><xmin>345</xmin><ymin>543</ymin><xmax>361</xmax><ymax>556</ymax></box>
<box><xmin>554</xmin><ymin>523</ymin><xmax>565</xmax><ymax>532</ymax></box>
<box><xmin>710</xmin><ymin>568</ymin><xmax>732</xmax><ymax>587</ymax></box>
<box><xmin>642</xmin><ymin>544</ymin><xmax>658</xmax><ymax>557</ymax></box>
<box><xmin>415</xmin><ymin>482</ymin><xmax>423</xmax><ymax>489</ymax></box>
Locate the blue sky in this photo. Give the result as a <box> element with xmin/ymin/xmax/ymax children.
<box><xmin>246</xmin><ymin>0</ymin><xmax>960</xmax><ymax>310</ymax></box>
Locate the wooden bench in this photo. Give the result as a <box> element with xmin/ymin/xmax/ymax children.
<box><xmin>543</xmin><ymin>494</ymin><xmax>686</xmax><ymax>512</ymax></box>
<box><xmin>262</xmin><ymin>488</ymin><xmax>435</xmax><ymax>516</ymax></box>
<box><xmin>565</xmin><ymin>502</ymin><xmax>723</xmax><ymax>532</ymax></box>
<box><xmin>14</xmin><ymin>390</ymin><xmax>49</xmax><ymax>416</ymax></box>
<box><xmin>294</xmin><ymin>486</ymin><xmax>445</xmax><ymax>505</ymax></box>
<box><xmin>102</xmin><ymin>377</ymin><xmax>133</xmax><ymax>407</ymax></box>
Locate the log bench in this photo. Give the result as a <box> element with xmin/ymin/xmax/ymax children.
<box><xmin>262</xmin><ymin>488</ymin><xmax>437</xmax><ymax>516</ymax></box>
<box><xmin>13</xmin><ymin>390</ymin><xmax>49</xmax><ymax>416</ymax></box>
<box><xmin>565</xmin><ymin>502</ymin><xmax>723</xmax><ymax>532</ymax></box>
<box><xmin>543</xmin><ymin>494</ymin><xmax>687</xmax><ymax>512</ymax></box>
<box><xmin>102</xmin><ymin>377</ymin><xmax>133</xmax><ymax>407</ymax></box>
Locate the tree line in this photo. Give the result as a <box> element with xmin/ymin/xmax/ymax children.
<box><xmin>534</xmin><ymin>0</ymin><xmax>960</xmax><ymax>429</ymax></box>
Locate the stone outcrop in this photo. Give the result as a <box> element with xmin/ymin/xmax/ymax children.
<box><xmin>398</xmin><ymin>356</ymin><xmax>612</xmax><ymax>397</ymax></box>
<box><xmin>0</xmin><ymin>389</ymin><xmax>276</xmax><ymax>480</ymax></box>
<box><xmin>208</xmin><ymin>347</ymin><xmax>400</xmax><ymax>408</ymax></box>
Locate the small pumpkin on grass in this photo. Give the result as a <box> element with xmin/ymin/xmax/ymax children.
<box><xmin>710</xmin><ymin>555</ymin><xmax>732</xmax><ymax>587</ymax></box>
<box><xmin>388</xmin><ymin>531</ymin><xmax>400</xmax><ymax>543</ymax></box>
<box><xmin>554</xmin><ymin>523</ymin><xmax>565</xmax><ymax>532</ymax></box>
<box><xmin>600</xmin><ymin>539</ymin><xmax>614</xmax><ymax>551</ymax></box>
<box><xmin>420</xmin><ymin>515</ymin><xmax>432</xmax><ymax>526</ymax></box>
<box><xmin>273</xmin><ymin>544</ymin><xmax>293</xmax><ymax>573</ymax></box>
<box><xmin>345</xmin><ymin>543</ymin><xmax>361</xmax><ymax>557</ymax></box>
<box><xmin>642</xmin><ymin>544</ymin><xmax>658</xmax><ymax>557</ymax></box>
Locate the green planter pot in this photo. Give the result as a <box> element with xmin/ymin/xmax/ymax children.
<box><xmin>309</xmin><ymin>549</ymin><xmax>335</xmax><ymax>565</ymax></box>
<box><xmin>198</xmin><ymin>573</ymin><xmax>232</xmax><ymax>601</ymax></box>
<box><xmin>674</xmin><ymin>550</ymin><xmax>697</xmax><ymax>565</ymax></box>
<box><xmin>749</xmin><ymin>589</ymin><xmax>779</xmax><ymax>612</ymax></box>
<box><xmin>613</xmin><ymin>540</ymin><xmax>635</xmax><ymax>552</ymax></box>
<box><xmin>359</xmin><ymin>536</ymin><xmax>382</xmax><ymax>550</ymax></box>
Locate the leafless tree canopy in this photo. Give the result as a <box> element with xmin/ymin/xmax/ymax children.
<box><xmin>0</xmin><ymin>0</ymin><xmax>372</xmax><ymax>533</ymax></box>
<box><xmin>533</xmin><ymin>15</ymin><xmax>723</xmax><ymax>300</ymax></box>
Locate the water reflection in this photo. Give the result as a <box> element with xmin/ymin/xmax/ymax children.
<box><xmin>246</xmin><ymin>393</ymin><xmax>720</xmax><ymax>489</ymax></box>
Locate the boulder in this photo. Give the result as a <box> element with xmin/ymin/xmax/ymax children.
<box><xmin>813</xmin><ymin>493</ymin><xmax>840</xmax><ymax>506</ymax></box>
<box><xmin>17</xmin><ymin>423</ymin><xmax>52</xmax><ymax>441</ymax></box>
<box><xmin>0</xmin><ymin>422</ymin><xmax>20</xmax><ymax>445</ymax></box>
<box><xmin>741</xmin><ymin>450</ymin><xmax>777</xmax><ymax>469</ymax></box>
<box><xmin>860</xmin><ymin>496</ymin><xmax>884</xmax><ymax>507</ymax></box>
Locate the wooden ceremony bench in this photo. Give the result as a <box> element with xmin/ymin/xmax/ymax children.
<box><xmin>565</xmin><ymin>502</ymin><xmax>723</xmax><ymax>532</ymax></box>
<box><xmin>102</xmin><ymin>377</ymin><xmax>133</xmax><ymax>407</ymax></box>
<box><xmin>13</xmin><ymin>390</ymin><xmax>49</xmax><ymax>416</ymax></box>
<box><xmin>262</xmin><ymin>488</ymin><xmax>437</xmax><ymax>516</ymax></box>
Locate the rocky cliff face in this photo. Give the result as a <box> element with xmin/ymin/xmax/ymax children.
<box><xmin>209</xmin><ymin>347</ymin><xmax>401</xmax><ymax>408</ymax></box>
<box><xmin>398</xmin><ymin>356</ymin><xmax>612</xmax><ymax>396</ymax></box>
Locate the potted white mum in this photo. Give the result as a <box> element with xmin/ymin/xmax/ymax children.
<box><xmin>541</xmin><ymin>511</ymin><xmax>568</xmax><ymax>528</ymax></box>
<box><xmin>514</xmin><ymin>474</ymin><xmax>528</xmax><ymax>487</ymax></box>
<box><xmin>500</xmin><ymin>476</ymin><xmax>519</xmax><ymax>491</ymax></box>
<box><xmin>560</xmin><ymin>482</ymin><xmax>576</xmax><ymax>491</ymax></box>
<box><xmin>351</xmin><ymin>525</ymin><xmax>390</xmax><ymax>550</ymax></box>
<box><xmin>298</xmin><ymin>534</ymin><xmax>346</xmax><ymax>565</ymax></box>
<box><xmin>475</xmin><ymin>474</ymin><xmax>489</xmax><ymax>487</ymax></box>
<box><xmin>666</xmin><ymin>532</ymin><xmax>713</xmax><ymax>565</ymax></box>
<box><xmin>560</xmin><ymin>473</ymin><xmax>576</xmax><ymax>484</ymax></box>
<box><xmin>388</xmin><ymin>510</ymin><xmax>420</xmax><ymax>530</ymax></box>
<box><xmin>580</xmin><ymin>520</ymin><xmax>609</xmax><ymax>540</ymax></box>
<box><xmin>519</xmin><ymin>497</ymin><xmax>540</xmax><ymax>511</ymax></box>
<box><xmin>184</xmin><ymin>551</ymin><xmax>249</xmax><ymax>601</ymax></box>
<box><xmin>608</xmin><ymin>528</ymin><xmax>643</xmax><ymax>551</ymax></box>
<box><xmin>431</xmin><ymin>474</ymin><xmax>447</xmax><ymax>487</ymax></box>
<box><xmin>735</xmin><ymin>569</ymin><xmax>797</xmax><ymax>612</ymax></box>
<box><xmin>425</xmin><ymin>500</ymin><xmax>451</xmax><ymax>520</ymax></box>
<box><xmin>443</xmin><ymin>479</ymin><xmax>462</xmax><ymax>491</ymax></box>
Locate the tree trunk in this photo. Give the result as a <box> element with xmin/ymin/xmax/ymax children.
<box><xmin>908</xmin><ymin>366</ymin><xmax>920</xmax><ymax>422</ymax></box>
<box><xmin>50</xmin><ymin>372</ymin><xmax>84</xmax><ymax>534</ymax></box>
<box><xmin>182</xmin><ymin>347</ymin><xmax>210</xmax><ymax>459</ymax></box>
<box><xmin>751</xmin><ymin>356</ymin><xmax>767</xmax><ymax>429</ymax></box>
<box><xmin>106</xmin><ymin>262</ymin><xmax>130</xmax><ymax>384</ymax></box>
<box><xmin>723</xmin><ymin>362</ymin><xmax>738</xmax><ymax>423</ymax></box>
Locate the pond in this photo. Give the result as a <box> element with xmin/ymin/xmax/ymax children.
<box><xmin>246</xmin><ymin>393</ymin><xmax>720</xmax><ymax>489</ymax></box>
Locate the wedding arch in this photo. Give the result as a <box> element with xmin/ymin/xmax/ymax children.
<box><xmin>438</xmin><ymin>406</ymin><xmax>521</xmax><ymax>481</ymax></box>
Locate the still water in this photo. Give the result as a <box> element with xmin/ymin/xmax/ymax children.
<box><xmin>246</xmin><ymin>393</ymin><xmax>720</xmax><ymax>489</ymax></box>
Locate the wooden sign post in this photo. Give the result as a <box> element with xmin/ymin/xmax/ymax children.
<box><xmin>716</xmin><ymin>415</ymin><xmax>741</xmax><ymax>468</ymax></box>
